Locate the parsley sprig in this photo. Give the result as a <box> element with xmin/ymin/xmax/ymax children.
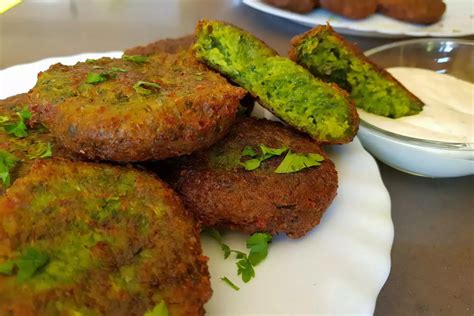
<box><xmin>205</xmin><ymin>229</ymin><xmax>272</xmax><ymax>289</ymax></box>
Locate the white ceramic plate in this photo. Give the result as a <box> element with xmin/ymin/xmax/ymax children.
<box><xmin>0</xmin><ymin>53</ymin><xmax>394</xmax><ymax>315</ymax></box>
<box><xmin>243</xmin><ymin>0</ymin><xmax>474</xmax><ymax>38</ymax></box>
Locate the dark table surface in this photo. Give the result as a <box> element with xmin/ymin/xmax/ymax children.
<box><xmin>1</xmin><ymin>1</ymin><xmax>473</xmax><ymax>315</ymax></box>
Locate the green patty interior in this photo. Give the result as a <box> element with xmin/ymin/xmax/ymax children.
<box><xmin>292</xmin><ymin>28</ymin><xmax>423</xmax><ymax>118</ymax></box>
<box><xmin>194</xmin><ymin>20</ymin><xmax>356</xmax><ymax>143</ymax></box>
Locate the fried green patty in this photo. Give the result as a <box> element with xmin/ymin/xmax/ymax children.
<box><xmin>193</xmin><ymin>20</ymin><xmax>359</xmax><ymax>144</ymax></box>
<box><xmin>29</xmin><ymin>50</ymin><xmax>246</xmax><ymax>162</ymax></box>
<box><xmin>0</xmin><ymin>94</ymin><xmax>79</xmax><ymax>195</ymax></box>
<box><xmin>289</xmin><ymin>25</ymin><xmax>423</xmax><ymax>118</ymax></box>
<box><xmin>0</xmin><ymin>160</ymin><xmax>211</xmax><ymax>315</ymax></box>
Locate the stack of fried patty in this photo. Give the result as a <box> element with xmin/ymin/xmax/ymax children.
<box><xmin>0</xmin><ymin>20</ymin><xmax>371</xmax><ymax>315</ymax></box>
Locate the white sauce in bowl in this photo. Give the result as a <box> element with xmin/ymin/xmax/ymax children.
<box><xmin>358</xmin><ymin>67</ymin><xmax>474</xmax><ymax>143</ymax></box>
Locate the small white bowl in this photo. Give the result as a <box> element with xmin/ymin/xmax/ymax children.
<box><xmin>357</xmin><ymin>38</ymin><xmax>474</xmax><ymax>178</ymax></box>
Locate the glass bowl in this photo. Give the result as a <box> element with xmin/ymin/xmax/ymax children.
<box><xmin>357</xmin><ymin>38</ymin><xmax>473</xmax><ymax>178</ymax></box>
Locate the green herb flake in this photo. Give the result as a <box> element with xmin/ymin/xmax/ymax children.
<box><xmin>133</xmin><ymin>81</ymin><xmax>161</xmax><ymax>95</ymax></box>
<box><xmin>240</xmin><ymin>158</ymin><xmax>261</xmax><ymax>171</ymax></box>
<box><xmin>241</xmin><ymin>146</ymin><xmax>257</xmax><ymax>157</ymax></box>
<box><xmin>144</xmin><ymin>300</ymin><xmax>168</xmax><ymax>316</ymax></box>
<box><xmin>86</xmin><ymin>72</ymin><xmax>108</xmax><ymax>84</ymax></box>
<box><xmin>0</xmin><ymin>116</ymin><xmax>9</xmax><ymax>124</ymax></box>
<box><xmin>0</xmin><ymin>150</ymin><xmax>18</xmax><ymax>188</ymax></box>
<box><xmin>236</xmin><ymin>256</ymin><xmax>255</xmax><ymax>283</ymax></box>
<box><xmin>15</xmin><ymin>247</ymin><xmax>50</xmax><ymax>282</ymax></box>
<box><xmin>85</xmin><ymin>58</ymin><xmax>97</xmax><ymax>64</ymax></box>
<box><xmin>27</xmin><ymin>142</ymin><xmax>53</xmax><ymax>160</ymax></box>
<box><xmin>221</xmin><ymin>276</ymin><xmax>240</xmax><ymax>291</ymax></box>
<box><xmin>275</xmin><ymin>152</ymin><xmax>324</xmax><ymax>174</ymax></box>
<box><xmin>110</xmin><ymin>67</ymin><xmax>128</xmax><ymax>73</ymax></box>
<box><xmin>247</xmin><ymin>233</ymin><xmax>272</xmax><ymax>266</ymax></box>
<box><xmin>240</xmin><ymin>144</ymin><xmax>288</xmax><ymax>171</ymax></box>
<box><xmin>123</xmin><ymin>54</ymin><xmax>149</xmax><ymax>64</ymax></box>
<box><xmin>259</xmin><ymin>144</ymin><xmax>288</xmax><ymax>158</ymax></box>
<box><xmin>0</xmin><ymin>260</ymin><xmax>15</xmax><ymax>275</ymax></box>
<box><xmin>4</xmin><ymin>107</ymin><xmax>32</xmax><ymax>138</ymax></box>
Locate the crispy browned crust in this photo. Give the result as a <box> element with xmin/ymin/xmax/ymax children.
<box><xmin>29</xmin><ymin>52</ymin><xmax>246</xmax><ymax>162</ymax></box>
<box><xmin>166</xmin><ymin>117</ymin><xmax>338</xmax><ymax>239</ymax></box>
<box><xmin>263</xmin><ymin>0</ymin><xmax>319</xmax><ymax>13</ymax></box>
<box><xmin>289</xmin><ymin>24</ymin><xmax>423</xmax><ymax>109</ymax></box>
<box><xmin>124</xmin><ymin>35</ymin><xmax>195</xmax><ymax>56</ymax></box>
<box><xmin>377</xmin><ymin>0</ymin><xmax>446</xmax><ymax>24</ymax></box>
<box><xmin>319</xmin><ymin>0</ymin><xmax>377</xmax><ymax>19</ymax></box>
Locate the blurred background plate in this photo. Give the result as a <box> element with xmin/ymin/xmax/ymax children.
<box><xmin>0</xmin><ymin>53</ymin><xmax>393</xmax><ymax>315</ymax></box>
<box><xmin>243</xmin><ymin>0</ymin><xmax>474</xmax><ymax>38</ymax></box>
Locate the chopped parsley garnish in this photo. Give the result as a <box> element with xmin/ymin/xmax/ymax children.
<box><xmin>123</xmin><ymin>54</ymin><xmax>149</xmax><ymax>64</ymax></box>
<box><xmin>27</xmin><ymin>142</ymin><xmax>52</xmax><ymax>159</ymax></box>
<box><xmin>221</xmin><ymin>276</ymin><xmax>240</xmax><ymax>291</ymax></box>
<box><xmin>275</xmin><ymin>152</ymin><xmax>324</xmax><ymax>174</ymax></box>
<box><xmin>133</xmin><ymin>81</ymin><xmax>161</xmax><ymax>95</ymax></box>
<box><xmin>240</xmin><ymin>144</ymin><xmax>324</xmax><ymax>173</ymax></box>
<box><xmin>0</xmin><ymin>247</ymin><xmax>50</xmax><ymax>282</ymax></box>
<box><xmin>144</xmin><ymin>300</ymin><xmax>168</xmax><ymax>316</ymax></box>
<box><xmin>246</xmin><ymin>232</ymin><xmax>272</xmax><ymax>266</ymax></box>
<box><xmin>3</xmin><ymin>107</ymin><xmax>32</xmax><ymax>138</ymax></box>
<box><xmin>0</xmin><ymin>150</ymin><xmax>17</xmax><ymax>188</ymax></box>
<box><xmin>240</xmin><ymin>144</ymin><xmax>288</xmax><ymax>171</ymax></box>
<box><xmin>110</xmin><ymin>67</ymin><xmax>128</xmax><ymax>73</ymax></box>
<box><xmin>86</xmin><ymin>67</ymin><xmax>128</xmax><ymax>84</ymax></box>
<box><xmin>86</xmin><ymin>72</ymin><xmax>108</xmax><ymax>84</ymax></box>
<box><xmin>205</xmin><ymin>229</ymin><xmax>272</xmax><ymax>285</ymax></box>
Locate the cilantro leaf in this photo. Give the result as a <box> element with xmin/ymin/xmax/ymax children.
<box><xmin>0</xmin><ymin>260</ymin><xmax>15</xmax><ymax>275</ymax></box>
<box><xmin>275</xmin><ymin>152</ymin><xmax>324</xmax><ymax>174</ymax></box>
<box><xmin>4</xmin><ymin>107</ymin><xmax>32</xmax><ymax>138</ymax></box>
<box><xmin>27</xmin><ymin>142</ymin><xmax>53</xmax><ymax>159</ymax></box>
<box><xmin>14</xmin><ymin>247</ymin><xmax>50</xmax><ymax>282</ymax></box>
<box><xmin>221</xmin><ymin>276</ymin><xmax>240</xmax><ymax>291</ymax></box>
<box><xmin>144</xmin><ymin>300</ymin><xmax>168</xmax><ymax>316</ymax></box>
<box><xmin>123</xmin><ymin>54</ymin><xmax>149</xmax><ymax>64</ymax></box>
<box><xmin>86</xmin><ymin>72</ymin><xmax>108</xmax><ymax>84</ymax></box>
<box><xmin>240</xmin><ymin>158</ymin><xmax>261</xmax><ymax>171</ymax></box>
<box><xmin>133</xmin><ymin>81</ymin><xmax>161</xmax><ymax>95</ymax></box>
<box><xmin>236</xmin><ymin>257</ymin><xmax>255</xmax><ymax>283</ymax></box>
<box><xmin>247</xmin><ymin>233</ymin><xmax>272</xmax><ymax>266</ymax></box>
<box><xmin>0</xmin><ymin>150</ymin><xmax>18</xmax><ymax>188</ymax></box>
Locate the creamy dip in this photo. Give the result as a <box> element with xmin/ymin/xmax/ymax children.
<box><xmin>358</xmin><ymin>67</ymin><xmax>474</xmax><ymax>143</ymax></box>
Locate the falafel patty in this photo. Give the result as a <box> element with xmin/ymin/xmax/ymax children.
<box><xmin>319</xmin><ymin>0</ymin><xmax>377</xmax><ymax>19</ymax></box>
<box><xmin>193</xmin><ymin>20</ymin><xmax>359</xmax><ymax>145</ymax></box>
<box><xmin>263</xmin><ymin>0</ymin><xmax>319</xmax><ymax>14</ymax></box>
<box><xmin>289</xmin><ymin>24</ymin><xmax>424</xmax><ymax>117</ymax></box>
<box><xmin>124</xmin><ymin>35</ymin><xmax>194</xmax><ymax>56</ymax></box>
<box><xmin>29</xmin><ymin>50</ymin><xmax>246</xmax><ymax>162</ymax></box>
<box><xmin>0</xmin><ymin>160</ymin><xmax>211</xmax><ymax>315</ymax></box>
<box><xmin>166</xmin><ymin>117</ymin><xmax>338</xmax><ymax>239</ymax></box>
<box><xmin>377</xmin><ymin>0</ymin><xmax>446</xmax><ymax>24</ymax></box>
<box><xmin>0</xmin><ymin>94</ymin><xmax>79</xmax><ymax>195</ymax></box>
